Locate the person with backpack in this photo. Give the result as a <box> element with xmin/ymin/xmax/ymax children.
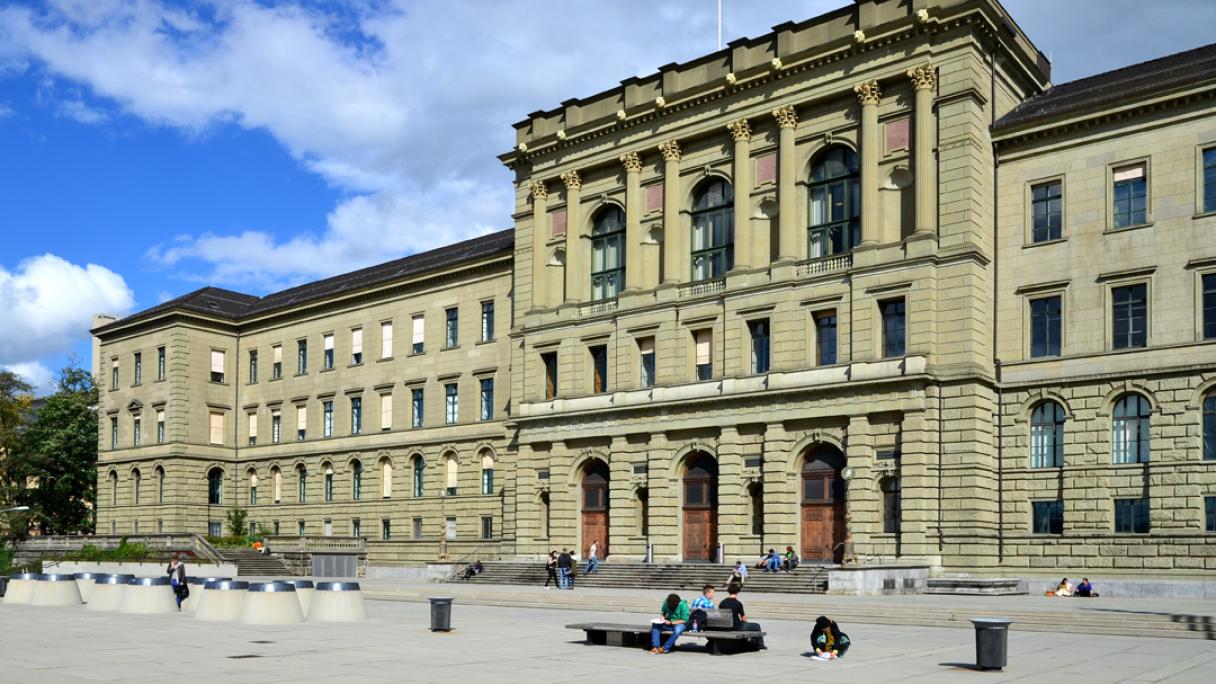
<box><xmin>557</xmin><ymin>548</ymin><xmax>573</xmax><ymax>590</ymax></box>
<box><xmin>544</xmin><ymin>551</ymin><xmax>559</xmax><ymax>589</ymax></box>
<box><xmin>649</xmin><ymin>593</ymin><xmax>690</xmax><ymax>654</ymax></box>
<box><xmin>718</xmin><ymin>584</ymin><xmax>765</xmax><ymax>650</ymax></box>
<box><xmin>811</xmin><ymin>615</ymin><xmax>850</xmax><ymax>659</ymax></box>
<box><xmin>166</xmin><ymin>556</ymin><xmax>188</xmax><ymax>611</ymax></box>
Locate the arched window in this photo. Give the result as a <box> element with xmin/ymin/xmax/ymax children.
<box><xmin>352</xmin><ymin>460</ymin><xmax>363</xmax><ymax>500</ymax></box>
<box><xmin>381</xmin><ymin>458</ymin><xmax>393</xmax><ymax>498</ymax></box>
<box><xmin>481</xmin><ymin>451</ymin><xmax>495</xmax><ymax>495</ymax></box>
<box><xmin>323</xmin><ymin>462</ymin><xmax>334</xmax><ymax>502</ymax></box>
<box><xmin>1204</xmin><ymin>391</ymin><xmax>1216</xmax><ymax>461</ymax></box>
<box><xmin>132</xmin><ymin>468</ymin><xmax>142</xmax><ymax>504</ymax></box>
<box><xmin>445</xmin><ymin>453</ymin><xmax>459</xmax><ymax>496</ymax></box>
<box><xmin>1112</xmin><ymin>394</ymin><xmax>1151</xmax><ymax>464</ymax></box>
<box><xmin>109</xmin><ymin>470</ymin><xmax>118</xmax><ymax>506</ymax></box>
<box><xmin>248</xmin><ymin>469</ymin><xmax>258</xmax><ymax>506</ymax></box>
<box><xmin>590</xmin><ymin>205</ymin><xmax>625</xmax><ymax>301</ymax></box>
<box><xmin>155</xmin><ymin>466</ymin><xmax>165</xmax><ymax>504</ymax></box>
<box><xmin>881</xmin><ymin>476</ymin><xmax>901</xmax><ymax>534</ymax></box>
<box><xmin>297</xmin><ymin>465</ymin><xmax>308</xmax><ymax>503</ymax></box>
<box><xmin>207</xmin><ymin>468</ymin><xmax>223</xmax><ymax>505</ymax></box>
<box><xmin>411</xmin><ymin>456</ymin><xmax>425</xmax><ymax>497</ymax></box>
<box><xmin>690</xmin><ymin>178</ymin><xmax>734</xmax><ymax>280</ymax></box>
<box><xmin>807</xmin><ymin>146</ymin><xmax>860</xmax><ymax>258</ymax></box>
<box><xmin>271</xmin><ymin>466</ymin><xmax>282</xmax><ymax>504</ymax></box>
<box><xmin>1031</xmin><ymin>400</ymin><xmax>1066</xmax><ymax>468</ymax></box>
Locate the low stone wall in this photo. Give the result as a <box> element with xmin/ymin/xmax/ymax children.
<box><xmin>45</xmin><ymin>560</ymin><xmax>238</xmax><ymax>577</ymax></box>
<box><xmin>827</xmin><ymin>565</ymin><xmax>930</xmax><ymax>595</ymax></box>
<box><xmin>364</xmin><ymin>563</ymin><xmax>459</xmax><ymax>581</ymax></box>
<box><xmin>1019</xmin><ymin>576</ymin><xmax>1216</xmax><ymax>599</ymax></box>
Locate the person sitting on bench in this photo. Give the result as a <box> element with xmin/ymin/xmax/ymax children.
<box><xmin>719</xmin><ymin>583</ymin><xmax>765</xmax><ymax>650</ymax></box>
<box><xmin>811</xmin><ymin>616</ymin><xmax>850</xmax><ymax>659</ymax></box>
<box><xmin>650</xmin><ymin>593</ymin><xmax>690</xmax><ymax>654</ymax></box>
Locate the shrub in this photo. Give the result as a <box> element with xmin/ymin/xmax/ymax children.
<box><xmin>0</xmin><ymin>545</ymin><xmax>13</xmax><ymax>574</ymax></box>
<box><xmin>226</xmin><ymin>507</ymin><xmax>248</xmax><ymax>537</ymax></box>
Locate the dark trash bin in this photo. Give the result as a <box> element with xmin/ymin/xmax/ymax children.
<box><xmin>429</xmin><ymin>596</ymin><xmax>454</xmax><ymax>631</ymax></box>
<box><xmin>970</xmin><ymin>617</ymin><xmax>1013</xmax><ymax>670</ymax></box>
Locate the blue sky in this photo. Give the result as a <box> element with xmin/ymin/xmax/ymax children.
<box><xmin>2</xmin><ymin>0</ymin><xmax>1214</xmax><ymax>394</ymax></box>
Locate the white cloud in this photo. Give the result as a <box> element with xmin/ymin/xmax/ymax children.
<box><xmin>56</xmin><ymin>98</ymin><xmax>108</xmax><ymax>123</ymax></box>
<box><xmin>3</xmin><ymin>361</ymin><xmax>56</xmax><ymax>396</ymax></box>
<box><xmin>0</xmin><ymin>253</ymin><xmax>135</xmax><ymax>368</ymax></box>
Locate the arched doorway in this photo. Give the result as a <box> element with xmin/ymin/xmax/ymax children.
<box><xmin>682</xmin><ymin>453</ymin><xmax>718</xmax><ymax>561</ymax></box>
<box><xmin>801</xmin><ymin>445</ymin><xmax>846</xmax><ymax>562</ymax></box>
<box><xmin>580</xmin><ymin>460</ymin><xmax>609</xmax><ymax>559</ymax></box>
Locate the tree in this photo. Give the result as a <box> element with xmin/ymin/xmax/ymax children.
<box><xmin>11</xmin><ymin>366</ymin><xmax>98</xmax><ymax>536</ymax></box>
<box><xmin>0</xmin><ymin>371</ymin><xmax>34</xmax><ymax>539</ymax></box>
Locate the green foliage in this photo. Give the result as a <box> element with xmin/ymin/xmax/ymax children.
<box><xmin>225</xmin><ymin>506</ymin><xmax>248</xmax><ymax>537</ymax></box>
<box><xmin>0</xmin><ymin>371</ymin><xmax>34</xmax><ymax>540</ymax></box>
<box><xmin>206</xmin><ymin>535</ymin><xmax>252</xmax><ymax>549</ymax></box>
<box><xmin>65</xmin><ymin>539</ymin><xmax>154</xmax><ymax>562</ymax></box>
<box><xmin>0</xmin><ymin>545</ymin><xmax>13</xmax><ymax>574</ymax></box>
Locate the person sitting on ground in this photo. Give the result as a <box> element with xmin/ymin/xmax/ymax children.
<box><xmin>1075</xmin><ymin>577</ymin><xmax>1097</xmax><ymax>597</ymax></box>
<box><xmin>811</xmin><ymin>615</ymin><xmax>850</xmax><ymax>660</ymax></box>
<box><xmin>650</xmin><ymin>593</ymin><xmax>690</xmax><ymax>654</ymax></box>
<box><xmin>782</xmin><ymin>546</ymin><xmax>800</xmax><ymax>572</ymax></box>
<box><xmin>1055</xmin><ymin>577</ymin><xmax>1073</xmax><ymax>597</ymax></box>
<box><xmin>764</xmin><ymin>548</ymin><xmax>781</xmax><ymax>573</ymax></box>
<box><xmin>719</xmin><ymin>583</ymin><xmax>765</xmax><ymax>650</ymax></box>
<box><xmin>726</xmin><ymin>561</ymin><xmax>748</xmax><ymax>587</ymax></box>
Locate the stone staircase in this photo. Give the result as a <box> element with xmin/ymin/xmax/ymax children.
<box><xmin>450</xmin><ymin>561</ymin><xmax>828</xmax><ymax>594</ymax></box>
<box><xmin>215</xmin><ymin>547</ymin><xmax>294</xmax><ymax>577</ymax></box>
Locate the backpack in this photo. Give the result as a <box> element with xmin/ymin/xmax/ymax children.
<box><xmin>688</xmin><ymin>608</ymin><xmax>708</xmax><ymax>632</ymax></box>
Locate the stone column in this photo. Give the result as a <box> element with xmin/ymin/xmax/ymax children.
<box><xmin>529</xmin><ymin>180</ymin><xmax>550</xmax><ymax>309</ymax></box>
<box><xmin>727</xmin><ymin>119</ymin><xmax>752</xmax><ymax>270</ymax></box>
<box><xmin>907</xmin><ymin>65</ymin><xmax>937</xmax><ymax>237</ymax></box>
<box><xmin>561</xmin><ymin>170</ymin><xmax>584</xmax><ymax>303</ymax></box>
<box><xmin>846</xmin><ymin>414</ymin><xmax>875</xmax><ymax>563</ymax></box>
<box><xmin>620</xmin><ymin>152</ymin><xmax>644</xmax><ymax>291</ymax></box>
<box><xmin>773</xmin><ymin>106</ymin><xmax>800</xmax><ymax>262</ymax></box>
<box><xmin>854</xmin><ymin>81</ymin><xmax>881</xmax><ymax>246</ymax></box>
<box><xmin>658</xmin><ymin>141</ymin><xmax>684</xmax><ymax>285</ymax></box>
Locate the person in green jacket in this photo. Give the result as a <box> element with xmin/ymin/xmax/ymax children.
<box><xmin>649</xmin><ymin>593</ymin><xmax>690</xmax><ymax>654</ymax></box>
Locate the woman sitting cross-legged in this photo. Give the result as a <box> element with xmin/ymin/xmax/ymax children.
<box><xmin>650</xmin><ymin>593</ymin><xmax>690</xmax><ymax>654</ymax></box>
<box><xmin>811</xmin><ymin>615</ymin><xmax>851</xmax><ymax>660</ymax></box>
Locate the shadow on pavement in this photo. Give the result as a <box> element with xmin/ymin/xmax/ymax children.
<box><xmin>1082</xmin><ymin>607</ymin><xmax>1215</xmax><ymax>640</ymax></box>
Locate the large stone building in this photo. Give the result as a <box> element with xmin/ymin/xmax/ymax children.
<box><xmin>95</xmin><ymin>0</ymin><xmax>1216</xmax><ymax>576</ymax></box>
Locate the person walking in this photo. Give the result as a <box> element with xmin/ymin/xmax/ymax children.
<box><xmin>166</xmin><ymin>555</ymin><xmax>188</xmax><ymax>611</ymax></box>
<box><xmin>719</xmin><ymin>584</ymin><xmax>765</xmax><ymax>650</ymax></box>
<box><xmin>585</xmin><ymin>540</ymin><xmax>600</xmax><ymax>574</ymax></box>
<box><xmin>557</xmin><ymin>548</ymin><xmax>573</xmax><ymax>590</ymax></box>
<box><xmin>649</xmin><ymin>593</ymin><xmax>690</xmax><ymax>654</ymax></box>
<box><xmin>544</xmin><ymin>551</ymin><xmax>559</xmax><ymax>589</ymax></box>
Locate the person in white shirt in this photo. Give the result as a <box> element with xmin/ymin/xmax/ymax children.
<box><xmin>585</xmin><ymin>540</ymin><xmax>600</xmax><ymax>574</ymax></box>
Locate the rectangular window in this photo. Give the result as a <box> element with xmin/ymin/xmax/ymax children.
<box><xmin>481</xmin><ymin>516</ymin><xmax>493</xmax><ymax>540</ymax></box>
<box><xmin>412</xmin><ymin>315</ymin><xmax>425</xmax><ymax>354</ymax></box>
<box><xmin>133</xmin><ymin>352</ymin><xmax>142</xmax><ymax>385</ymax></box>
<box><xmin>382</xmin><ymin>519</ymin><xmax>391</xmax><ymax>541</ymax></box>
<box><xmin>352</xmin><ymin>519</ymin><xmax>361</xmax><ymax>539</ymax></box>
<box><xmin>111</xmin><ymin>359</ymin><xmax>118</xmax><ymax>390</ymax></box>
<box><xmin>296</xmin><ymin>405</ymin><xmax>307</xmax><ymax>441</ymax></box>
<box><xmin>110</xmin><ymin>417</ymin><xmax>118</xmax><ymax>448</ymax></box>
<box><xmin>157</xmin><ymin>346</ymin><xmax>165</xmax><ymax>381</ymax></box>
<box><xmin>272</xmin><ymin>345</ymin><xmax>282</xmax><ymax>379</ymax></box>
<box><xmin>412</xmin><ymin>517</ymin><xmax>423</xmax><ymax>540</ymax></box>
<box><xmin>480</xmin><ymin>378</ymin><xmax>494</xmax><ymax>421</ymax></box>
<box><xmin>381</xmin><ymin>321</ymin><xmax>393</xmax><ymax>359</ymax></box>
<box><xmin>208</xmin><ymin>412</ymin><xmax>224</xmax><ymax>445</ymax></box>
<box><xmin>210</xmin><ymin>350</ymin><xmax>225</xmax><ymax>383</ymax></box>
<box><xmin>481</xmin><ymin>301</ymin><xmax>495</xmax><ymax>342</ymax></box>
<box><xmin>247</xmin><ymin>412</ymin><xmax>258</xmax><ymax>446</ymax></box>
<box><xmin>445</xmin><ymin>307</ymin><xmax>459</xmax><ymax>348</ymax></box>
<box><xmin>1030</xmin><ymin>295</ymin><xmax>1062</xmax><ymax>358</ymax></box>
<box><xmin>749</xmin><ymin>319</ymin><xmax>770</xmax><ymax>374</ymax></box>
<box><xmin>351</xmin><ymin>328</ymin><xmax>363</xmax><ymax>365</ymax></box>
<box><xmin>815</xmin><ymin>311</ymin><xmax>838</xmax><ymax>365</ymax></box>
<box><xmin>323</xmin><ymin>334</ymin><xmax>334</xmax><ymax>370</ymax></box>
<box><xmin>1031</xmin><ymin>180</ymin><xmax>1063</xmax><ymax>243</ymax></box>
<box><xmin>1205</xmin><ymin>147</ymin><xmax>1216</xmax><ymax>214</ymax></box>
<box><xmin>411</xmin><ymin>388</ymin><xmax>424</xmax><ymax>428</ymax></box>
<box><xmin>445</xmin><ymin>516</ymin><xmax>457</xmax><ymax>540</ymax></box>
<box><xmin>1203</xmin><ymin>273</ymin><xmax>1216</xmax><ymax>340</ymax></box>
<box><xmin>323</xmin><ymin>400</ymin><xmax>334</xmax><ymax>437</ymax></box>
<box><xmin>1206</xmin><ymin>496</ymin><xmax>1216</xmax><ymax>533</ymax></box>
<box><xmin>1112</xmin><ymin>163</ymin><xmax>1147</xmax><ymax>228</ymax></box>
<box><xmin>380</xmin><ymin>393</ymin><xmax>392</xmax><ymax>431</ymax></box>
<box><xmin>1112</xmin><ymin>283</ymin><xmax>1148</xmax><ymax>349</ymax></box>
<box><xmin>156</xmin><ymin>410</ymin><xmax>165</xmax><ymax>444</ymax></box>
<box><xmin>880</xmin><ymin>299</ymin><xmax>906</xmax><ymax>358</ymax></box>
<box><xmin>542</xmin><ymin>351</ymin><xmax>558</xmax><ymax>399</ymax></box>
<box><xmin>248</xmin><ymin>350</ymin><xmax>258</xmax><ymax>383</ymax></box>
<box><xmin>639</xmin><ymin>337</ymin><xmax>656</xmax><ymax>388</ymax></box>
<box><xmin>694</xmin><ymin>329</ymin><xmax>712</xmax><ymax>381</ymax></box>
<box><xmin>351</xmin><ymin>396</ymin><xmax>362</xmax><ymax>434</ymax></box>
<box><xmin>297</xmin><ymin>339</ymin><xmax>308</xmax><ymax>374</ymax></box>
<box><xmin>445</xmin><ymin>383</ymin><xmax>458</xmax><ymax>425</ymax></box>
<box><xmin>132</xmin><ymin>417</ymin><xmax>141</xmax><ymax>447</ymax></box>
<box><xmin>271</xmin><ymin>410</ymin><xmax>281</xmax><ymax>444</ymax></box>
<box><xmin>1031</xmin><ymin>500</ymin><xmax>1063</xmax><ymax>535</ymax></box>
<box><xmin>1114</xmin><ymin>498</ymin><xmax>1150</xmax><ymax>534</ymax></box>
<box><xmin>298</xmin><ymin>521</ymin><xmax>306</xmax><ymax>536</ymax></box>
<box><xmin>325</xmin><ymin>470</ymin><xmax>333</xmax><ymax>502</ymax></box>
<box><xmin>590</xmin><ymin>345</ymin><xmax>609</xmax><ymax>393</ymax></box>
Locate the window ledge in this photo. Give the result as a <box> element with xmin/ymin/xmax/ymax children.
<box><xmin>476</xmin><ymin>339</ymin><xmax>495</xmax><ymax>346</ymax></box>
<box><xmin>320</xmin><ymin>367</ymin><xmax>334</xmax><ymax>373</ymax></box>
<box><xmin>408</xmin><ymin>351</ymin><xmax>425</xmax><ymax>358</ymax></box>
<box><xmin>1103</xmin><ymin>222</ymin><xmax>1153</xmax><ymax>235</ymax></box>
<box><xmin>347</xmin><ymin>363</ymin><xmax>364</xmax><ymax>369</ymax></box>
<box><xmin>1192</xmin><ymin>210</ymin><xmax>1216</xmax><ymax>220</ymax></box>
<box><xmin>378</xmin><ymin>356</ymin><xmax>394</xmax><ymax>363</ymax></box>
<box><xmin>131</xmin><ymin>383</ymin><xmax>142</xmax><ymax>388</ymax></box>
<box><xmin>1023</xmin><ymin>237</ymin><xmax>1067</xmax><ymax>249</ymax></box>
<box><xmin>442</xmin><ymin>345</ymin><xmax>460</xmax><ymax>352</ymax></box>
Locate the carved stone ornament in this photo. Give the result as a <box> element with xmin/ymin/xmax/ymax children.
<box><xmin>529</xmin><ymin>180</ymin><xmax>548</xmax><ymax>200</ymax></box>
<box><xmin>726</xmin><ymin>119</ymin><xmax>751</xmax><ymax>142</ymax></box>
<box><xmin>657</xmin><ymin>140</ymin><xmax>682</xmax><ymax>162</ymax></box>
<box><xmin>619</xmin><ymin>151</ymin><xmax>642</xmax><ymax>173</ymax></box>
<box><xmin>853</xmin><ymin>30</ymin><xmax>866</xmax><ymax>43</ymax></box>
<box><xmin>907</xmin><ymin>64</ymin><xmax>937</xmax><ymax>91</ymax></box>
<box><xmin>725</xmin><ymin>72</ymin><xmax>737</xmax><ymax>86</ymax></box>
<box><xmin>854</xmin><ymin>80</ymin><xmax>881</xmax><ymax>106</ymax></box>
<box><xmin>916</xmin><ymin>8</ymin><xmax>930</xmax><ymax>23</ymax></box>
<box><xmin>560</xmin><ymin>170</ymin><xmax>582</xmax><ymax>191</ymax></box>
<box><xmin>772</xmin><ymin>105</ymin><xmax>798</xmax><ymax>129</ymax></box>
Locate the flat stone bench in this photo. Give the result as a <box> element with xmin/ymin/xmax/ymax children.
<box><xmin>924</xmin><ymin>577</ymin><xmax>1028</xmax><ymax>596</ymax></box>
<box><xmin>567</xmin><ymin>622</ymin><xmax>765</xmax><ymax>655</ymax></box>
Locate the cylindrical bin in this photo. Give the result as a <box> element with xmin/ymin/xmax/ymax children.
<box><xmin>2</xmin><ymin>572</ymin><xmax>44</xmax><ymax>605</ymax></box>
<box><xmin>182</xmin><ymin>576</ymin><xmax>231</xmax><ymax>613</ymax></box>
<box><xmin>119</xmin><ymin>576</ymin><xmax>177</xmax><ymax>615</ymax></box>
<box><xmin>73</xmin><ymin>572</ymin><xmax>104</xmax><ymax>603</ymax></box>
<box><xmin>30</xmin><ymin>573</ymin><xmax>83</xmax><ymax>606</ymax></box>
<box><xmin>285</xmin><ymin>579</ymin><xmax>315</xmax><ymax>616</ymax></box>
<box><xmin>238</xmin><ymin>581</ymin><xmax>304</xmax><ymax>625</ymax></box>
<box><xmin>86</xmin><ymin>574</ymin><xmax>134</xmax><ymax>612</ymax></box>
<box><xmin>194</xmin><ymin>580</ymin><xmax>248</xmax><ymax>622</ymax></box>
<box><xmin>429</xmin><ymin>596</ymin><xmax>454</xmax><ymax>631</ymax></box>
<box><xmin>970</xmin><ymin>617</ymin><xmax>1014</xmax><ymax>670</ymax></box>
<box><xmin>308</xmin><ymin>582</ymin><xmax>368</xmax><ymax>622</ymax></box>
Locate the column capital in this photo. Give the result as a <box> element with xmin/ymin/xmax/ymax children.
<box><xmin>771</xmin><ymin>105</ymin><xmax>798</xmax><ymax>129</ymax></box>
<box><xmin>853</xmin><ymin>80</ymin><xmax>881</xmax><ymax>106</ymax></box>
<box><xmin>906</xmin><ymin>64</ymin><xmax>937</xmax><ymax>91</ymax></box>
<box><xmin>619</xmin><ymin>151</ymin><xmax>642</xmax><ymax>173</ymax></box>
<box><xmin>560</xmin><ymin>170</ymin><xmax>582</xmax><ymax>191</ymax></box>
<box><xmin>726</xmin><ymin>118</ymin><xmax>752</xmax><ymax>142</ymax></box>
<box><xmin>529</xmin><ymin>180</ymin><xmax>548</xmax><ymax>200</ymax></box>
<box><xmin>657</xmin><ymin>140</ymin><xmax>682</xmax><ymax>162</ymax></box>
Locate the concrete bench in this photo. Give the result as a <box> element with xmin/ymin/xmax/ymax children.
<box><xmin>567</xmin><ymin>622</ymin><xmax>765</xmax><ymax>655</ymax></box>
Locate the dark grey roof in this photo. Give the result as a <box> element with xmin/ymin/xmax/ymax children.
<box><xmin>995</xmin><ymin>41</ymin><xmax>1216</xmax><ymax>133</ymax></box>
<box><xmin>98</xmin><ymin>229</ymin><xmax>514</xmax><ymax>333</ymax></box>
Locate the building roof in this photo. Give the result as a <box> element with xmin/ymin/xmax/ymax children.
<box><xmin>97</xmin><ymin>229</ymin><xmax>514</xmax><ymax>334</ymax></box>
<box><xmin>995</xmin><ymin>41</ymin><xmax>1216</xmax><ymax>133</ymax></box>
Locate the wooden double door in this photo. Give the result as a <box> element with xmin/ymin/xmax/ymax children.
<box><xmin>800</xmin><ymin>447</ymin><xmax>846</xmax><ymax>562</ymax></box>
<box><xmin>682</xmin><ymin>454</ymin><xmax>718</xmax><ymax>561</ymax></box>
<box><xmin>581</xmin><ymin>461</ymin><xmax>610</xmax><ymax>559</ymax></box>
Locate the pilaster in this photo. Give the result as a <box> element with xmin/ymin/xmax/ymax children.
<box><xmin>773</xmin><ymin>106</ymin><xmax>800</xmax><ymax>262</ymax></box>
<box><xmin>659</xmin><ymin>141</ymin><xmax>685</xmax><ymax>286</ymax></box>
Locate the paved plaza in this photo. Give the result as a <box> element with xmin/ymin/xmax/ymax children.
<box><xmin>2</xmin><ymin>586</ymin><xmax>1214</xmax><ymax>683</ymax></box>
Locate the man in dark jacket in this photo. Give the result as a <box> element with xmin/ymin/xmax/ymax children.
<box><xmin>718</xmin><ymin>584</ymin><xmax>765</xmax><ymax>650</ymax></box>
<box><xmin>557</xmin><ymin>548</ymin><xmax>573</xmax><ymax>590</ymax></box>
<box><xmin>166</xmin><ymin>556</ymin><xmax>188</xmax><ymax>611</ymax></box>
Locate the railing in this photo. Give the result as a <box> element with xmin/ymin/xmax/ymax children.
<box><xmin>678</xmin><ymin>277</ymin><xmax>725</xmax><ymax>299</ymax></box>
<box><xmin>795</xmin><ymin>254</ymin><xmax>852</xmax><ymax>277</ymax></box>
<box><xmin>446</xmin><ymin>544</ymin><xmax>487</xmax><ymax>580</ymax></box>
<box><xmin>18</xmin><ymin>534</ymin><xmax>200</xmax><ymax>552</ymax></box>
<box><xmin>578</xmin><ymin>299</ymin><xmax>618</xmax><ymax>317</ymax></box>
<box><xmin>264</xmin><ymin>535</ymin><xmax>366</xmax><ymax>553</ymax></box>
<box><xmin>191</xmin><ymin>534</ymin><xmax>225</xmax><ymax>564</ymax></box>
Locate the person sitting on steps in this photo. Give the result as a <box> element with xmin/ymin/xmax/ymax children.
<box><xmin>1075</xmin><ymin>577</ymin><xmax>1098</xmax><ymax>597</ymax></box>
<box><xmin>782</xmin><ymin>546</ymin><xmax>800</xmax><ymax>572</ymax></box>
<box><xmin>650</xmin><ymin>593</ymin><xmax>690</xmax><ymax>654</ymax></box>
<box><xmin>763</xmin><ymin>548</ymin><xmax>781</xmax><ymax>573</ymax></box>
<box><xmin>725</xmin><ymin>561</ymin><xmax>748</xmax><ymax>587</ymax></box>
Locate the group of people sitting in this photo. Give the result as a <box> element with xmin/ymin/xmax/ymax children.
<box><xmin>755</xmin><ymin>547</ymin><xmax>800</xmax><ymax>573</ymax></box>
<box><xmin>1051</xmin><ymin>577</ymin><xmax>1098</xmax><ymax>597</ymax></box>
